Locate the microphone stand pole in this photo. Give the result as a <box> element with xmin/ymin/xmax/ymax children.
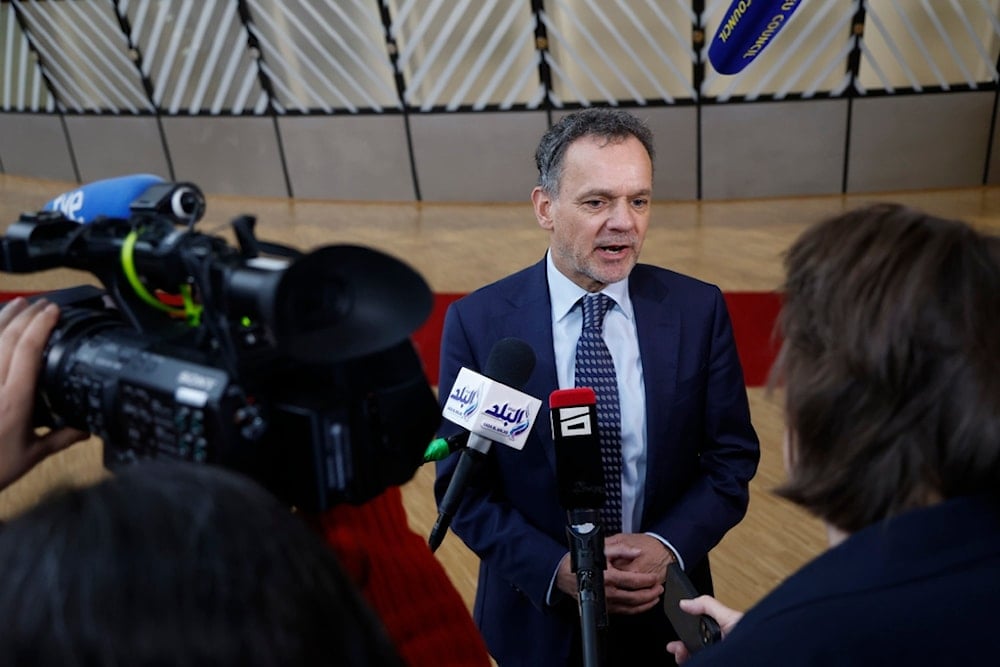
<box><xmin>566</xmin><ymin>508</ymin><xmax>607</xmax><ymax>667</ymax></box>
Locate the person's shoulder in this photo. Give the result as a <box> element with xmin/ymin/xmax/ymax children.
<box><xmin>632</xmin><ymin>263</ymin><xmax>722</xmax><ymax>299</ymax></box>
<box><xmin>452</xmin><ymin>261</ymin><xmax>544</xmax><ymax>307</ymax></box>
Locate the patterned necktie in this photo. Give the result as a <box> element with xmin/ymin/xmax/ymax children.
<box><xmin>574</xmin><ymin>293</ymin><xmax>623</xmax><ymax>535</ymax></box>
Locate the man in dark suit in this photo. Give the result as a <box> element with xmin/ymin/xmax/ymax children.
<box><xmin>667</xmin><ymin>204</ymin><xmax>1000</xmax><ymax>665</ymax></box>
<box><xmin>435</xmin><ymin>108</ymin><xmax>760</xmax><ymax>666</ymax></box>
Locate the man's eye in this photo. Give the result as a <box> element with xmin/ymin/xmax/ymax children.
<box><xmin>632</xmin><ymin>198</ymin><xmax>649</xmax><ymax>208</ymax></box>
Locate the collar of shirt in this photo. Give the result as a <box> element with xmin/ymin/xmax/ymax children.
<box><xmin>545</xmin><ymin>250</ymin><xmax>635</xmax><ymax>324</ymax></box>
<box><xmin>545</xmin><ymin>249</ymin><xmax>649</xmax><ymax>535</ymax></box>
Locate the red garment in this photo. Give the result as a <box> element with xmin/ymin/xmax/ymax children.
<box><xmin>315</xmin><ymin>487</ymin><xmax>491</xmax><ymax>666</ymax></box>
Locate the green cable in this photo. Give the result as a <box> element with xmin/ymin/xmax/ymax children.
<box><xmin>179</xmin><ymin>284</ymin><xmax>203</xmax><ymax>327</ymax></box>
<box><xmin>120</xmin><ymin>229</ymin><xmax>202</xmax><ymax>326</ymax></box>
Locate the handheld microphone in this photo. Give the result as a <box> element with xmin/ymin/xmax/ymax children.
<box><xmin>428</xmin><ymin>337</ymin><xmax>538</xmax><ymax>552</ymax></box>
<box><xmin>43</xmin><ymin>174</ymin><xmax>166</xmax><ymax>223</ymax></box>
<box><xmin>423</xmin><ymin>432</ymin><xmax>468</xmax><ymax>463</ymax></box>
<box><xmin>550</xmin><ymin>387</ymin><xmax>608</xmax><ymax>667</ymax></box>
<box><xmin>708</xmin><ymin>0</ymin><xmax>803</xmax><ymax>75</ymax></box>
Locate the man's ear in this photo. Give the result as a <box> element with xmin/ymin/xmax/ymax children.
<box><xmin>531</xmin><ymin>186</ymin><xmax>554</xmax><ymax>231</ymax></box>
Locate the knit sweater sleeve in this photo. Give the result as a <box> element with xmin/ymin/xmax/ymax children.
<box><xmin>316</xmin><ymin>487</ymin><xmax>491</xmax><ymax>667</ymax></box>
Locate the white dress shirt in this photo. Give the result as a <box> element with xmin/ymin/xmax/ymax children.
<box><xmin>546</xmin><ymin>251</ymin><xmax>646</xmax><ymax>532</ymax></box>
<box><xmin>546</xmin><ymin>251</ymin><xmax>684</xmax><ymax>570</ymax></box>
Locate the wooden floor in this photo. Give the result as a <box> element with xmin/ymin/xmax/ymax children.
<box><xmin>3</xmin><ymin>174</ymin><xmax>1000</xmax><ymax>615</ymax></box>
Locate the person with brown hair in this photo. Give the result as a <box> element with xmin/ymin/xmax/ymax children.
<box><xmin>668</xmin><ymin>203</ymin><xmax>1000</xmax><ymax>665</ymax></box>
<box><xmin>0</xmin><ymin>460</ymin><xmax>406</xmax><ymax>666</ymax></box>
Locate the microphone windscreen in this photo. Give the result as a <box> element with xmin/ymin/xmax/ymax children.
<box><xmin>483</xmin><ymin>337</ymin><xmax>536</xmax><ymax>390</ymax></box>
<box><xmin>708</xmin><ymin>0</ymin><xmax>802</xmax><ymax>75</ymax></box>
<box><xmin>550</xmin><ymin>387</ymin><xmax>605</xmax><ymax>511</ymax></box>
<box><xmin>43</xmin><ymin>174</ymin><xmax>165</xmax><ymax>224</ymax></box>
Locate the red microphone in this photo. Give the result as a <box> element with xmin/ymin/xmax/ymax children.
<box><xmin>550</xmin><ymin>387</ymin><xmax>605</xmax><ymax>512</ymax></box>
<box><xmin>550</xmin><ymin>386</ymin><xmax>608</xmax><ymax>665</ymax></box>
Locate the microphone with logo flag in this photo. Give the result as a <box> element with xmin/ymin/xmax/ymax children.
<box><xmin>428</xmin><ymin>337</ymin><xmax>539</xmax><ymax>552</ymax></box>
<box><xmin>550</xmin><ymin>386</ymin><xmax>608</xmax><ymax>667</ymax></box>
<box><xmin>43</xmin><ymin>174</ymin><xmax>168</xmax><ymax>224</ymax></box>
<box><xmin>708</xmin><ymin>0</ymin><xmax>803</xmax><ymax>75</ymax></box>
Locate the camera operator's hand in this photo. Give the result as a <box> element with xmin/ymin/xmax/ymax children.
<box><xmin>0</xmin><ymin>298</ymin><xmax>89</xmax><ymax>491</ymax></box>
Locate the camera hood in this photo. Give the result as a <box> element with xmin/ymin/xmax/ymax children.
<box><xmin>264</xmin><ymin>244</ymin><xmax>432</xmax><ymax>363</ymax></box>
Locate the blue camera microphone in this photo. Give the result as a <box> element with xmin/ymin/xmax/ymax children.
<box><xmin>43</xmin><ymin>174</ymin><xmax>166</xmax><ymax>223</ymax></box>
<box><xmin>708</xmin><ymin>0</ymin><xmax>803</xmax><ymax>75</ymax></box>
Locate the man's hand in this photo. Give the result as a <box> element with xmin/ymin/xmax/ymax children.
<box><xmin>556</xmin><ymin>533</ymin><xmax>682</xmax><ymax>615</ymax></box>
<box><xmin>0</xmin><ymin>298</ymin><xmax>89</xmax><ymax>491</ymax></box>
<box><xmin>554</xmin><ymin>552</ymin><xmax>578</xmax><ymax>599</ymax></box>
<box><xmin>665</xmin><ymin>595</ymin><xmax>744</xmax><ymax>664</ymax></box>
<box><xmin>606</xmin><ymin>532</ymin><xmax>675</xmax><ymax>579</ymax></box>
<box><xmin>554</xmin><ymin>538</ymin><xmax>642</xmax><ymax>600</ymax></box>
<box><xmin>603</xmin><ymin>533</ymin><xmax>674</xmax><ymax>615</ymax></box>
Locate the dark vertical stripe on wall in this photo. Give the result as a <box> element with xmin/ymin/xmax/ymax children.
<box><xmin>983</xmin><ymin>49</ymin><xmax>1000</xmax><ymax>184</ymax></box>
<box><xmin>693</xmin><ymin>0</ymin><xmax>705</xmax><ymax>201</ymax></box>
<box><xmin>11</xmin><ymin>1</ymin><xmax>80</xmax><ymax>182</ymax></box>
<box><xmin>237</xmin><ymin>0</ymin><xmax>294</xmax><ymax>198</ymax></box>
<box><xmin>841</xmin><ymin>3</ymin><xmax>867</xmax><ymax>194</ymax></box>
<box><xmin>531</xmin><ymin>0</ymin><xmax>554</xmax><ymax>126</ymax></box>
<box><xmin>113</xmin><ymin>0</ymin><xmax>175</xmax><ymax>181</ymax></box>
<box><xmin>375</xmin><ymin>0</ymin><xmax>422</xmax><ymax>201</ymax></box>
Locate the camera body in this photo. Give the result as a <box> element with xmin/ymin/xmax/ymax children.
<box><xmin>2</xmin><ymin>181</ymin><xmax>439</xmax><ymax>511</ymax></box>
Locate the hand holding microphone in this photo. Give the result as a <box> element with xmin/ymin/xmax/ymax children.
<box><xmin>428</xmin><ymin>337</ymin><xmax>539</xmax><ymax>552</ymax></box>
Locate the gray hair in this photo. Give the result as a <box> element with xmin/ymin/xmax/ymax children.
<box><xmin>534</xmin><ymin>107</ymin><xmax>655</xmax><ymax>196</ymax></box>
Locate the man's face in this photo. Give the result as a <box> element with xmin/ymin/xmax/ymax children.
<box><xmin>532</xmin><ymin>134</ymin><xmax>652</xmax><ymax>292</ymax></box>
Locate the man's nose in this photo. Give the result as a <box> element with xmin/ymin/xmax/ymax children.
<box><xmin>606</xmin><ymin>199</ymin><xmax>637</xmax><ymax>230</ymax></box>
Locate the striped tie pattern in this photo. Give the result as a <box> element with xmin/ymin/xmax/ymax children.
<box><xmin>574</xmin><ymin>293</ymin><xmax>623</xmax><ymax>535</ymax></box>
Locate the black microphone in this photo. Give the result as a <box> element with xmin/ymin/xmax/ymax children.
<box><xmin>550</xmin><ymin>387</ymin><xmax>608</xmax><ymax>667</ymax></box>
<box><xmin>428</xmin><ymin>337</ymin><xmax>537</xmax><ymax>552</ymax></box>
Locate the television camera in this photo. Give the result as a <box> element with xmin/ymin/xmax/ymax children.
<box><xmin>0</xmin><ymin>179</ymin><xmax>439</xmax><ymax>511</ymax></box>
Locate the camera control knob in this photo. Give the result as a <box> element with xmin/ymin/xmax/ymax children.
<box><xmin>235</xmin><ymin>405</ymin><xmax>266</xmax><ymax>441</ymax></box>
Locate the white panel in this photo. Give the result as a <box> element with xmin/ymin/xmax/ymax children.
<box><xmin>702</xmin><ymin>99</ymin><xmax>847</xmax><ymax>200</ymax></box>
<box><xmin>65</xmin><ymin>116</ymin><xmax>171</xmax><ymax>183</ymax></box>
<box><xmin>409</xmin><ymin>111</ymin><xmax>547</xmax><ymax>202</ymax></box>
<box><xmin>847</xmin><ymin>92</ymin><xmax>992</xmax><ymax>193</ymax></box>
<box><xmin>643</xmin><ymin>106</ymin><xmax>699</xmax><ymax>201</ymax></box>
<box><xmin>160</xmin><ymin>117</ymin><xmax>287</xmax><ymax>197</ymax></box>
<box><xmin>0</xmin><ymin>112</ymin><xmax>76</xmax><ymax>182</ymax></box>
<box><xmin>279</xmin><ymin>115</ymin><xmax>415</xmax><ymax>201</ymax></box>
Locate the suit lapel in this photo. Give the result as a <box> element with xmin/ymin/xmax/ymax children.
<box><xmin>490</xmin><ymin>260</ymin><xmax>560</xmax><ymax>471</ymax></box>
<box><xmin>630</xmin><ymin>268</ymin><xmax>679</xmax><ymax>525</ymax></box>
